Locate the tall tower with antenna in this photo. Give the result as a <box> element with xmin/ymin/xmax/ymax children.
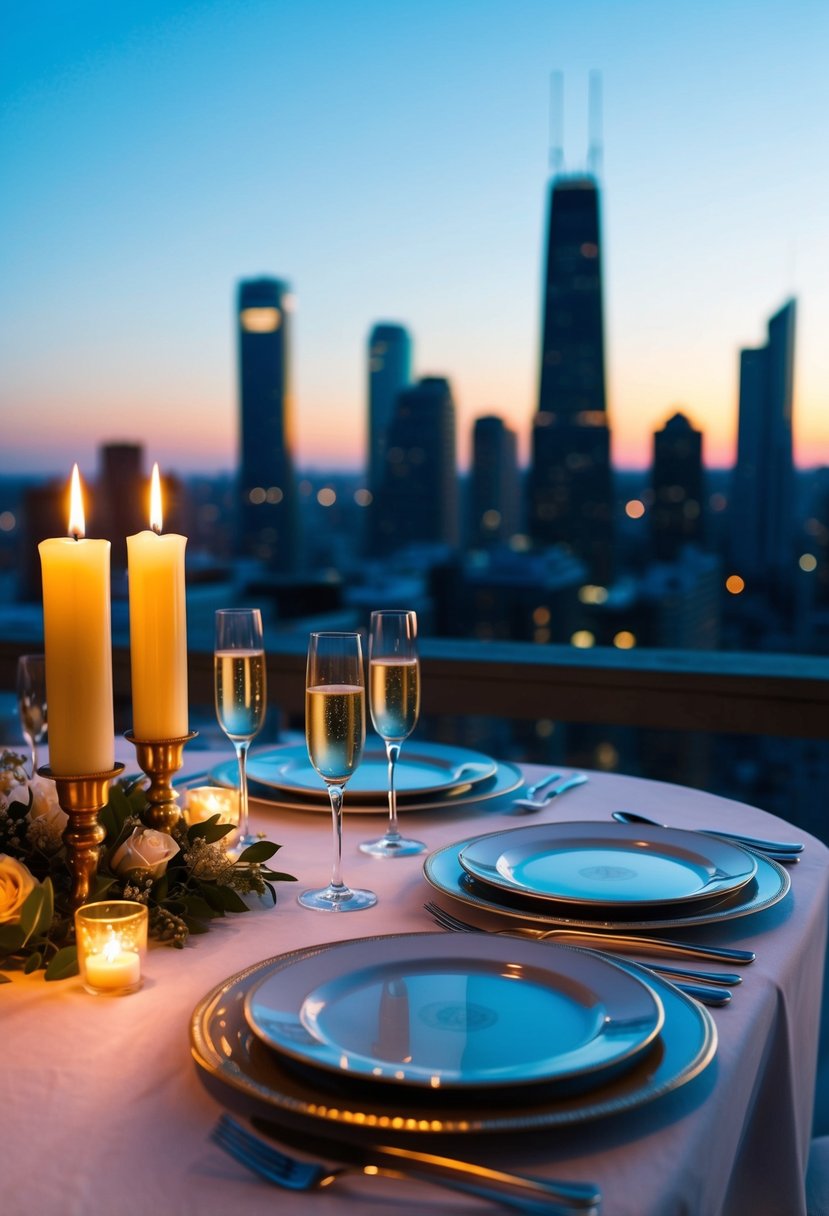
<box><xmin>528</xmin><ymin>72</ymin><xmax>614</xmax><ymax>585</ymax></box>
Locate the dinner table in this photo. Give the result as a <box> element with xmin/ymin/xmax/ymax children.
<box><xmin>2</xmin><ymin>740</ymin><xmax>827</xmax><ymax>1216</ymax></box>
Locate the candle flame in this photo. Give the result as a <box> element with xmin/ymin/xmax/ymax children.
<box><xmin>150</xmin><ymin>463</ymin><xmax>163</xmax><ymax>533</ymax></box>
<box><xmin>68</xmin><ymin>464</ymin><xmax>85</xmax><ymax>539</ymax></box>
<box><xmin>103</xmin><ymin>934</ymin><xmax>121</xmax><ymax>962</ymax></box>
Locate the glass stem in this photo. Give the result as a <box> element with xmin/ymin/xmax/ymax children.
<box><xmin>385</xmin><ymin>741</ymin><xmax>402</xmax><ymax>841</ymax></box>
<box><xmin>327</xmin><ymin>782</ymin><xmax>347</xmax><ymax>890</ymax></box>
<box><xmin>234</xmin><ymin>739</ymin><xmax>251</xmax><ymax>840</ymax></box>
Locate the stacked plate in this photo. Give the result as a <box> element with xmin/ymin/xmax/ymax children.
<box><xmin>191</xmin><ymin>930</ymin><xmax>718</xmax><ymax>1139</ymax></box>
<box><xmin>425</xmin><ymin>820</ymin><xmax>791</xmax><ymax>932</ymax></box>
<box><xmin>208</xmin><ymin>739</ymin><xmax>523</xmax><ymax>813</ymax></box>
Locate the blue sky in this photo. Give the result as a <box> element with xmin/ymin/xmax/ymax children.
<box><xmin>2</xmin><ymin>0</ymin><xmax>827</xmax><ymax>476</ymax></box>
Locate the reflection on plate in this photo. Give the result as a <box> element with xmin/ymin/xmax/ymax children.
<box><xmin>425</xmin><ymin>836</ymin><xmax>789</xmax><ymax>931</ymax></box>
<box><xmin>247</xmin><ymin>741</ymin><xmax>498</xmax><ymax>802</ymax></box>
<box><xmin>244</xmin><ymin>933</ymin><xmax>663</xmax><ymax>1092</ymax></box>
<box><xmin>458</xmin><ymin>822</ymin><xmax>757</xmax><ymax>909</ymax></box>
<box><xmin>208</xmin><ymin>758</ymin><xmax>524</xmax><ymax>815</ymax></box>
<box><xmin>191</xmin><ymin>934</ymin><xmax>716</xmax><ymax>1136</ymax></box>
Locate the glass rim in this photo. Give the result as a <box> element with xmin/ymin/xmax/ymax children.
<box><xmin>369</xmin><ymin>609</ymin><xmax>417</xmax><ymax>618</ymax></box>
<box><xmin>74</xmin><ymin>900</ymin><xmax>149</xmax><ymax>922</ymax></box>
<box><xmin>215</xmin><ymin>607</ymin><xmax>262</xmax><ymax>619</ymax></box>
<box><xmin>309</xmin><ymin>630</ymin><xmax>362</xmax><ymax>639</ymax></box>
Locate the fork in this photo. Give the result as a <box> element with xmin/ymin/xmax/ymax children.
<box><xmin>424</xmin><ymin>901</ymin><xmax>741</xmax><ymax>1004</ymax></box>
<box><xmin>211</xmin><ymin>1113</ymin><xmax>601</xmax><ymax>1213</ymax></box>
<box><xmin>511</xmin><ymin>773</ymin><xmax>588</xmax><ymax>813</ymax></box>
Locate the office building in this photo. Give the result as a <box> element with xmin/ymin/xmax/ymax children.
<box><xmin>528</xmin><ymin>174</ymin><xmax>614</xmax><ymax>584</ymax></box>
<box><xmin>468</xmin><ymin>415</ymin><xmax>520</xmax><ymax>548</ymax></box>
<box><xmin>373</xmin><ymin>376</ymin><xmax>458</xmax><ymax>553</ymax></box>
<box><xmin>729</xmin><ymin>299</ymin><xmax>797</xmax><ymax>591</ymax></box>
<box><xmin>366</xmin><ymin>323</ymin><xmax>412</xmax><ymax>554</ymax></box>
<box><xmin>651</xmin><ymin>412</ymin><xmax>704</xmax><ymax>561</ymax></box>
<box><xmin>237</xmin><ymin>277</ymin><xmax>299</xmax><ymax>570</ymax></box>
<box><xmin>98</xmin><ymin>443</ymin><xmax>145</xmax><ymax>571</ymax></box>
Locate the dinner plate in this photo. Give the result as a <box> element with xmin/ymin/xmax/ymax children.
<box><xmin>190</xmin><ymin>934</ymin><xmax>716</xmax><ymax>1137</ymax></box>
<box><xmin>246</xmin><ymin>741</ymin><xmax>498</xmax><ymax>803</ymax></box>
<box><xmin>425</xmin><ymin>835</ymin><xmax>790</xmax><ymax>931</ymax></box>
<box><xmin>243</xmin><ymin>933</ymin><xmax>664</xmax><ymax>1092</ymax></box>
<box><xmin>458</xmin><ymin>822</ymin><xmax>757</xmax><ymax>909</ymax></box>
<box><xmin>208</xmin><ymin>758</ymin><xmax>524</xmax><ymax>814</ymax></box>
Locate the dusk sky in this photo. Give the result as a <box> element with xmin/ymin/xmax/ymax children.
<box><xmin>2</xmin><ymin>0</ymin><xmax>827</xmax><ymax>478</ymax></box>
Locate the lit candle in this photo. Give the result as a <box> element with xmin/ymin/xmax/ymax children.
<box><xmin>127</xmin><ymin>463</ymin><xmax>188</xmax><ymax>739</ymax></box>
<box><xmin>84</xmin><ymin>935</ymin><xmax>142</xmax><ymax>992</ymax></box>
<box><xmin>38</xmin><ymin>465</ymin><xmax>114</xmax><ymax>776</ymax></box>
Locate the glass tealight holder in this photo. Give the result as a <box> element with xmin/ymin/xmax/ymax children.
<box><xmin>182</xmin><ymin>786</ymin><xmax>240</xmax><ymax>850</ymax></box>
<box><xmin>75</xmin><ymin>901</ymin><xmax>149</xmax><ymax>996</ymax></box>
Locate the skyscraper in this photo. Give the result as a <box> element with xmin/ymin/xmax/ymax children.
<box><xmin>528</xmin><ymin>175</ymin><xmax>614</xmax><ymax>584</ymax></box>
<box><xmin>730</xmin><ymin>299</ymin><xmax>797</xmax><ymax>588</ymax></box>
<box><xmin>366</xmin><ymin>323</ymin><xmax>412</xmax><ymax>555</ymax></box>
<box><xmin>98</xmin><ymin>443</ymin><xmax>145</xmax><ymax>571</ymax></box>
<box><xmin>237</xmin><ymin>277</ymin><xmax>299</xmax><ymax>570</ymax></box>
<box><xmin>468</xmin><ymin>415</ymin><xmax>520</xmax><ymax>548</ymax></box>
<box><xmin>651</xmin><ymin>412</ymin><xmax>704</xmax><ymax>561</ymax></box>
<box><xmin>373</xmin><ymin>376</ymin><xmax>458</xmax><ymax>553</ymax></box>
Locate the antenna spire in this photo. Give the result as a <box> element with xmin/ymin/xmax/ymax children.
<box><xmin>588</xmin><ymin>70</ymin><xmax>603</xmax><ymax>178</ymax></box>
<box><xmin>549</xmin><ymin>70</ymin><xmax>564</xmax><ymax>175</ymax></box>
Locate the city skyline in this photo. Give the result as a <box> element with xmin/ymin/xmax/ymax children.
<box><xmin>2</xmin><ymin>1</ymin><xmax>828</xmax><ymax>477</ymax></box>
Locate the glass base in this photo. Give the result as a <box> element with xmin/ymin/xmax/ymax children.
<box><xmin>226</xmin><ymin>830</ymin><xmax>264</xmax><ymax>860</ymax></box>
<box><xmin>359</xmin><ymin>834</ymin><xmax>427</xmax><ymax>858</ymax></box>
<box><xmin>298</xmin><ymin>883</ymin><xmax>377</xmax><ymax>912</ymax></box>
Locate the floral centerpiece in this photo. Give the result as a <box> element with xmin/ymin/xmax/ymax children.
<box><xmin>0</xmin><ymin>750</ymin><xmax>295</xmax><ymax>982</ymax></box>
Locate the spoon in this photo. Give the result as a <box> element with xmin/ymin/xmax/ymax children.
<box><xmin>611</xmin><ymin>811</ymin><xmax>803</xmax><ymax>859</ymax></box>
<box><xmin>511</xmin><ymin>773</ymin><xmax>588</xmax><ymax>813</ymax></box>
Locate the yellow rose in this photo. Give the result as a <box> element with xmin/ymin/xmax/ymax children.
<box><xmin>0</xmin><ymin>854</ymin><xmax>36</xmax><ymax>925</ymax></box>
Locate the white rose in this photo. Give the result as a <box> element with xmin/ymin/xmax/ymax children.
<box><xmin>12</xmin><ymin>777</ymin><xmax>68</xmax><ymax>851</ymax></box>
<box><xmin>110</xmin><ymin>827</ymin><xmax>180</xmax><ymax>880</ymax></box>
<box><xmin>0</xmin><ymin>854</ymin><xmax>37</xmax><ymax>925</ymax></box>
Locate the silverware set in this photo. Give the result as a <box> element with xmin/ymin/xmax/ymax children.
<box><xmin>611</xmin><ymin>810</ymin><xmax>804</xmax><ymax>863</ymax></box>
<box><xmin>423</xmin><ymin>900</ymin><xmax>744</xmax><ymax>1006</ymax></box>
<box><xmin>211</xmin><ymin>1112</ymin><xmax>602</xmax><ymax>1214</ymax></box>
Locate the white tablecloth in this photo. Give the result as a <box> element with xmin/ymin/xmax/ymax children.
<box><xmin>3</xmin><ymin>751</ymin><xmax>827</xmax><ymax>1216</ymax></box>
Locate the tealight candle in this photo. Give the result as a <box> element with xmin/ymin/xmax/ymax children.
<box><xmin>183</xmin><ymin>786</ymin><xmax>240</xmax><ymax>848</ymax></box>
<box><xmin>38</xmin><ymin>465</ymin><xmax>114</xmax><ymax>776</ymax></box>
<box><xmin>75</xmin><ymin>901</ymin><xmax>148</xmax><ymax>996</ymax></box>
<box><xmin>127</xmin><ymin>463</ymin><xmax>188</xmax><ymax>740</ymax></box>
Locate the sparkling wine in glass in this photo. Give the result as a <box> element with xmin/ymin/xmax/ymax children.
<box><xmin>360</xmin><ymin>610</ymin><xmax>425</xmax><ymax>857</ymax></box>
<box><xmin>214</xmin><ymin>609</ymin><xmax>266</xmax><ymax>856</ymax></box>
<box><xmin>17</xmin><ymin>654</ymin><xmax>47</xmax><ymax>776</ymax></box>
<box><xmin>299</xmin><ymin>631</ymin><xmax>376</xmax><ymax>911</ymax></box>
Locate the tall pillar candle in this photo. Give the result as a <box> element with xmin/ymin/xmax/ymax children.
<box><xmin>39</xmin><ymin>466</ymin><xmax>115</xmax><ymax>776</ymax></box>
<box><xmin>127</xmin><ymin>464</ymin><xmax>188</xmax><ymax>739</ymax></box>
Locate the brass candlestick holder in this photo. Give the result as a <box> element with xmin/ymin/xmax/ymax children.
<box><xmin>125</xmin><ymin>730</ymin><xmax>198</xmax><ymax>832</ymax></box>
<box><xmin>39</xmin><ymin>763</ymin><xmax>126</xmax><ymax>911</ymax></box>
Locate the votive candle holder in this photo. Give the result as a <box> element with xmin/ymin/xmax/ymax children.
<box><xmin>183</xmin><ymin>786</ymin><xmax>240</xmax><ymax>849</ymax></box>
<box><xmin>75</xmin><ymin>900</ymin><xmax>149</xmax><ymax>996</ymax></box>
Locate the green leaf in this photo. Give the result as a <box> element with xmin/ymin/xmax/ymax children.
<box><xmin>0</xmin><ymin>923</ymin><xmax>26</xmax><ymax>954</ymax></box>
<box><xmin>154</xmin><ymin>873</ymin><xmax>169</xmax><ymax>903</ymax></box>
<box><xmin>99</xmin><ymin>784</ymin><xmax>134</xmax><ymax>840</ymax></box>
<box><xmin>182</xmin><ymin>915</ymin><xmax>211</xmax><ymax>935</ymax></box>
<box><xmin>23</xmin><ymin>950</ymin><xmax>43</xmax><ymax>974</ymax></box>
<box><xmin>262</xmin><ymin>870</ymin><xmax>297</xmax><ymax>883</ymax></box>
<box><xmin>34</xmin><ymin>878</ymin><xmax>55</xmax><ymax>937</ymax></box>
<box><xmin>44</xmin><ymin>946</ymin><xmax>79</xmax><ymax>981</ymax></box>
<box><xmin>187</xmin><ymin>814</ymin><xmax>231</xmax><ymax>843</ymax></box>
<box><xmin>205</xmin><ymin>882</ymin><xmax>249</xmax><ymax>913</ymax></box>
<box><xmin>19</xmin><ymin>884</ymin><xmax>46</xmax><ymax>945</ymax></box>
<box><xmin>236</xmin><ymin>841</ymin><xmax>279</xmax><ymax>864</ymax></box>
<box><xmin>183</xmin><ymin>895</ymin><xmax>217</xmax><ymax>921</ymax></box>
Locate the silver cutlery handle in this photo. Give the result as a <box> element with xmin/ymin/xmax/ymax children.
<box><xmin>700</xmin><ymin>828</ymin><xmax>804</xmax><ymax>855</ymax></box>
<box><xmin>524</xmin><ymin>771</ymin><xmax>562</xmax><ymax>799</ymax></box>
<box><xmin>543</xmin><ymin>929</ymin><xmax>755</xmax><ymax>964</ymax></box>
<box><xmin>544</xmin><ymin>773</ymin><xmax>588</xmax><ymax>799</ymax></box>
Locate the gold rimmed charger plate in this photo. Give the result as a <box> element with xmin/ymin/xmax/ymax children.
<box><xmin>190</xmin><ymin>933</ymin><xmax>717</xmax><ymax>1138</ymax></box>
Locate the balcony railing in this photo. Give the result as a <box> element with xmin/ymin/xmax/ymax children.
<box><xmin>2</xmin><ymin>639</ymin><xmax>827</xmax><ymax>741</ymax></box>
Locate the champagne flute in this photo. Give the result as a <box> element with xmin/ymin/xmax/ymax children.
<box><xmin>300</xmin><ymin>631</ymin><xmax>376</xmax><ymax>911</ymax></box>
<box><xmin>17</xmin><ymin>654</ymin><xmax>47</xmax><ymax>776</ymax></box>
<box><xmin>360</xmin><ymin>610</ymin><xmax>426</xmax><ymax>857</ymax></box>
<box><xmin>214</xmin><ymin>609</ymin><xmax>266</xmax><ymax>855</ymax></box>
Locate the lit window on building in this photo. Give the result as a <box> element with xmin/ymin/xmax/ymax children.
<box><xmin>710</xmin><ymin>493</ymin><xmax>727</xmax><ymax>512</ymax></box>
<box><xmin>266</xmin><ymin>486</ymin><xmax>283</xmax><ymax>503</ymax></box>
<box><xmin>240</xmin><ymin>307</ymin><xmax>281</xmax><ymax>333</ymax></box>
<box><xmin>534</xmin><ymin>627</ymin><xmax>551</xmax><ymax>643</ymax></box>
<box><xmin>726</xmin><ymin>574</ymin><xmax>745</xmax><ymax>595</ymax></box>
<box><xmin>0</xmin><ymin>511</ymin><xmax>15</xmax><ymax>532</ymax></box>
<box><xmin>248</xmin><ymin>486</ymin><xmax>266</xmax><ymax>504</ymax></box>
<box><xmin>482</xmin><ymin>509</ymin><xmax>502</xmax><ymax>531</ymax></box>
<box><xmin>571</xmin><ymin>630</ymin><xmax>595</xmax><ymax>648</ymax></box>
<box><xmin>317</xmin><ymin>488</ymin><xmax>336</xmax><ymax>507</ymax></box>
<box><xmin>535</xmin><ymin>719</ymin><xmax>555</xmax><ymax>738</ymax></box>
<box><xmin>799</xmin><ymin>553</ymin><xmax>818</xmax><ymax>573</ymax></box>
<box><xmin>595</xmin><ymin>742</ymin><xmax>619</xmax><ymax>769</ymax></box>
<box><xmin>625</xmin><ymin>500</ymin><xmax>645</xmax><ymax>519</ymax></box>
<box><xmin>354</xmin><ymin>488</ymin><xmax>372</xmax><ymax>506</ymax></box>
<box><xmin>579</xmin><ymin>585</ymin><xmax>608</xmax><ymax>604</ymax></box>
<box><xmin>580</xmin><ymin>242</ymin><xmax>598</xmax><ymax>258</ymax></box>
<box><xmin>533</xmin><ymin>606</ymin><xmax>551</xmax><ymax>626</ymax></box>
